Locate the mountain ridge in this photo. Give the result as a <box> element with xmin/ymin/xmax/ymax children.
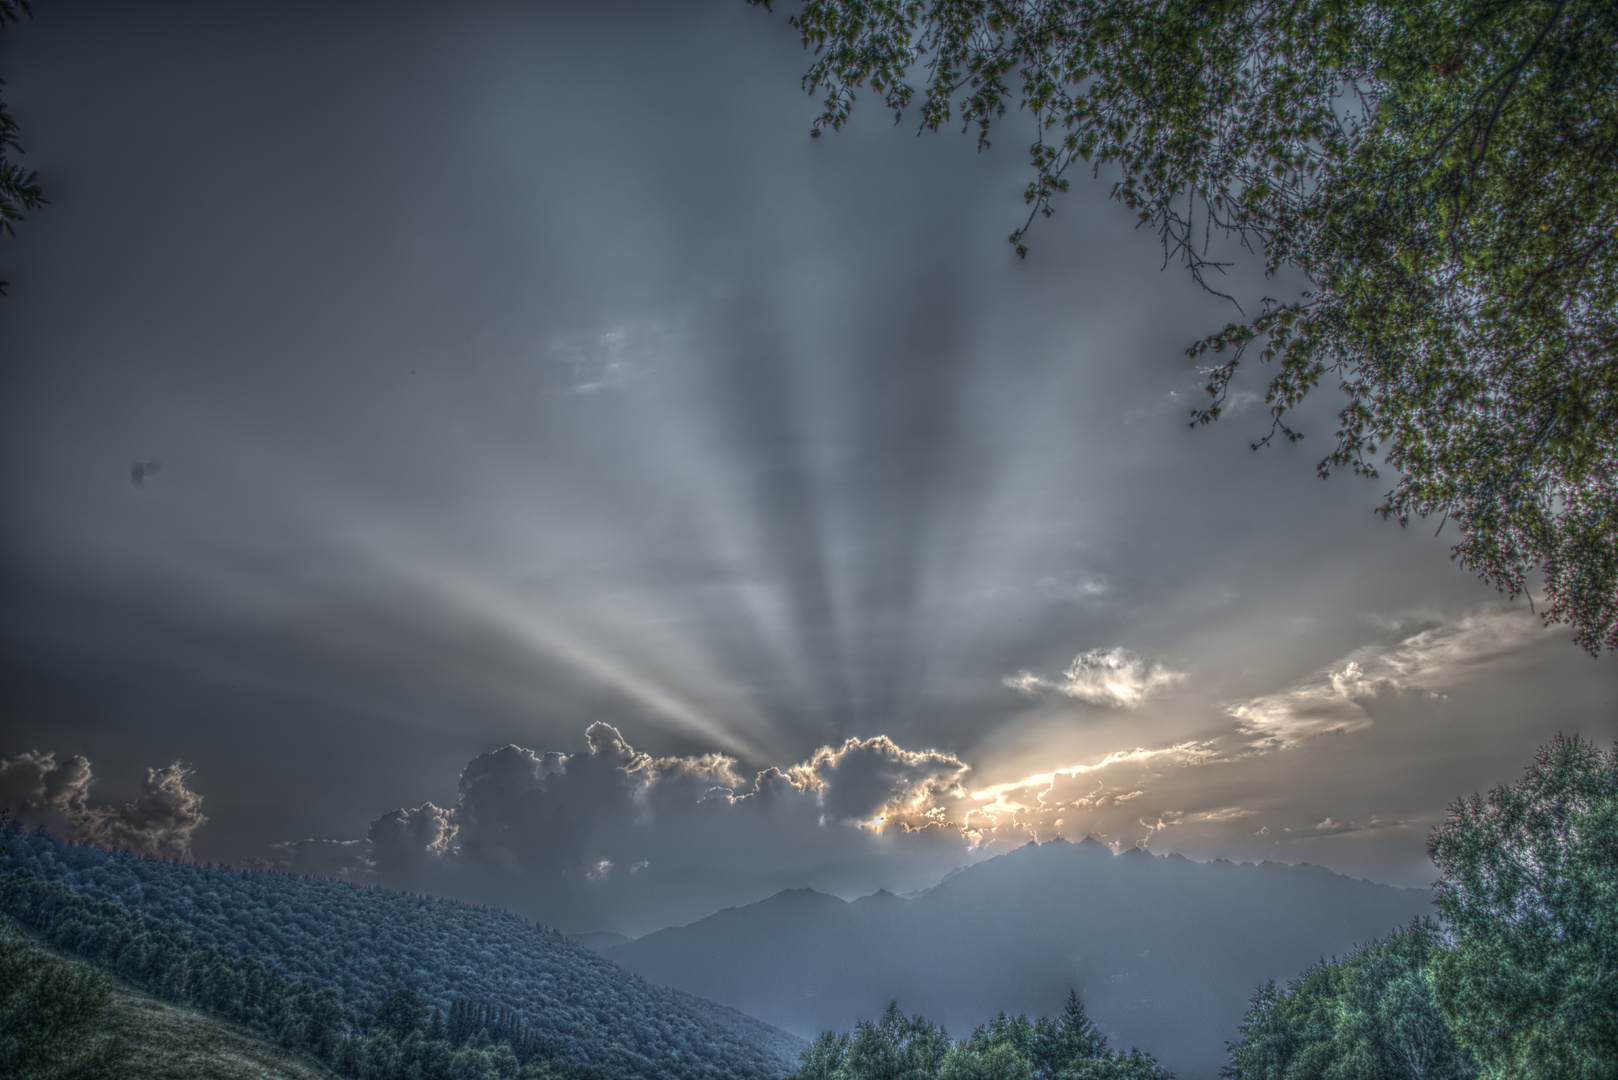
<box><xmin>605</xmin><ymin>838</ymin><xmax>1435</xmax><ymax>1080</ymax></box>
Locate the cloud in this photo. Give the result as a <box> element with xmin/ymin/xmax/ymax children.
<box><xmin>786</xmin><ymin>736</ymin><xmax>968</xmax><ymax>825</ymax></box>
<box><xmin>970</xmin><ymin>741</ymin><xmax>1221</xmax><ymax>813</ymax></box>
<box><xmin>0</xmin><ymin>752</ymin><xmax>207</xmax><ymax>860</ymax></box>
<box><xmin>1031</xmin><ymin>574</ymin><xmax>1112</xmax><ymax>604</ymax></box>
<box><xmin>78</xmin><ymin>763</ymin><xmax>209</xmax><ymax>860</ymax></box>
<box><xmin>0</xmin><ymin>750</ymin><xmax>94</xmax><ymax>818</ymax></box>
<box><xmin>368</xmin><ymin>802</ymin><xmax>457</xmax><ymax>872</ymax></box>
<box><xmin>1005</xmin><ymin>648</ymin><xmax>1184</xmax><ymax>708</ymax></box>
<box><xmin>246</xmin><ymin>608</ymin><xmax>1547</xmax><ymax>928</ymax></box>
<box><xmin>1226</xmin><ymin>606</ymin><xmax>1542</xmax><ymax>749</ymax></box>
<box><xmin>264</xmin><ymin>725</ymin><xmax>978</xmax><ymax>932</ymax></box>
<box><xmin>1301</xmin><ymin>816</ymin><xmax>1412</xmax><ymax>839</ymax></box>
<box><xmin>962</xmin><ymin>605</ymin><xmax>1550</xmax><ymax>857</ymax></box>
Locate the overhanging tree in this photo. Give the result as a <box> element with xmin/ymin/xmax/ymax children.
<box><xmin>750</xmin><ymin>0</ymin><xmax>1618</xmax><ymax>652</ymax></box>
<box><xmin>0</xmin><ymin>0</ymin><xmax>43</xmax><ymax>296</ymax></box>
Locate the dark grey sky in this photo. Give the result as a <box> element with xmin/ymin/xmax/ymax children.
<box><xmin>1</xmin><ymin>0</ymin><xmax>1612</xmax><ymax>933</ymax></box>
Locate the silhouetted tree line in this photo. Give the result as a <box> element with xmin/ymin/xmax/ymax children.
<box><xmin>791</xmin><ymin>994</ymin><xmax>1171</xmax><ymax>1080</ymax></box>
<box><xmin>0</xmin><ymin>822</ymin><xmax>792</xmax><ymax>1080</ymax></box>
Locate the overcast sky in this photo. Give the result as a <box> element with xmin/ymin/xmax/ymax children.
<box><xmin>1</xmin><ymin>0</ymin><xmax>1612</xmax><ymax>935</ymax></box>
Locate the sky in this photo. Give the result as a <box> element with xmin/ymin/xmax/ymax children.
<box><xmin>1</xmin><ymin>0</ymin><xmax>1612</xmax><ymax>936</ymax></box>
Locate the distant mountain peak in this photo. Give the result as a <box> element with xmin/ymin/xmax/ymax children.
<box><xmin>567</xmin><ymin>930</ymin><xmax>633</xmax><ymax>951</ymax></box>
<box><xmin>774</xmin><ymin>887</ymin><xmax>839</xmax><ymax>901</ymax></box>
<box><xmin>853</xmin><ymin>888</ymin><xmax>901</xmax><ymax>904</ymax></box>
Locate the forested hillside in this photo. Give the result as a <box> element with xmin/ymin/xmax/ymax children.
<box><xmin>606</xmin><ymin>838</ymin><xmax>1435</xmax><ymax>1078</ymax></box>
<box><xmin>0</xmin><ymin>825</ymin><xmax>803</xmax><ymax>1080</ymax></box>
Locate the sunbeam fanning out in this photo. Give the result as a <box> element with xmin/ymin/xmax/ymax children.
<box><xmin>0</xmin><ymin>0</ymin><xmax>1612</xmax><ymax>953</ymax></box>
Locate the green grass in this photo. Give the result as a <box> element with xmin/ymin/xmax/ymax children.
<box><xmin>99</xmin><ymin>980</ymin><xmax>336</xmax><ymax>1080</ymax></box>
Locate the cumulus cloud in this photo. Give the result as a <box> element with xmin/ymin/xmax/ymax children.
<box><xmin>0</xmin><ymin>751</ymin><xmax>207</xmax><ymax>859</ymax></box>
<box><xmin>0</xmin><ymin>750</ymin><xmax>94</xmax><ymax>819</ymax></box>
<box><xmin>266</xmin><ymin>724</ymin><xmax>978</xmax><ymax>933</ymax></box>
<box><xmin>368</xmin><ymin>802</ymin><xmax>457</xmax><ymax>871</ymax></box>
<box><xmin>1005</xmin><ymin>648</ymin><xmax>1184</xmax><ymax>708</ymax></box>
<box><xmin>80</xmin><ymin>763</ymin><xmax>208</xmax><ymax>859</ymax></box>
<box><xmin>786</xmin><ymin>736</ymin><xmax>968</xmax><ymax>825</ymax></box>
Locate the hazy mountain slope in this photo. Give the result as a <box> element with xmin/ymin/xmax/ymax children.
<box><xmin>568</xmin><ymin>931</ymin><xmax>634</xmax><ymax>951</ymax></box>
<box><xmin>669</xmin><ymin>989</ymin><xmax>812</xmax><ymax>1069</ymax></box>
<box><xmin>1</xmin><ymin>828</ymin><xmax>799</xmax><ymax>1080</ymax></box>
<box><xmin>606</xmin><ymin>838</ymin><xmax>1436</xmax><ymax>1080</ymax></box>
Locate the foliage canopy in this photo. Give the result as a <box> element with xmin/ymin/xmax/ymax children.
<box><xmin>0</xmin><ymin>924</ymin><xmax>129</xmax><ymax>1080</ymax></box>
<box><xmin>0</xmin><ymin>0</ymin><xmax>44</xmax><ymax>296</ymax></box>
<box><xmin>793</xmin><ymin>998</ymin><xmax>1171</xmax><ymax>1080</ymax></box>
<box><xmin>1223</xmin><ymin>921</ymin><xmax>1478</xmax><ymax>1080</ymax></box>
<box><xmin>1427</xmin><ymin>733</ymin><xmax>1618</xmax><ymax>1079</ymax></box>
<box><xmin>751</xmin><ymin>0</ymin><xmax>1618</xmax><ymax>652</ymax></box>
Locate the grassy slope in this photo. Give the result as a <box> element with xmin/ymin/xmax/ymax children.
<box><xmin>101</xmin><ymin>979</ymin><xmax>336</xmax><ymax>1080</ymax></box>
<box><xmin>22</xmin><ymin>932</ymin><xmax>335</xmax><ymax>1080</ymax></box>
